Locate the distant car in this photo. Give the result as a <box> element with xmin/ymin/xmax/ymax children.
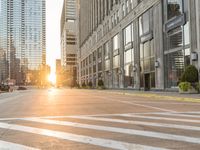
<box><xmin>0</xmin><ymin>84</ymin><xmax>10</xmax><ymax>92</ymax></box>
<box><xmin>17</xmin><ymin>86</ymin><xmax>27</xmax><ymax>90</ymax></box>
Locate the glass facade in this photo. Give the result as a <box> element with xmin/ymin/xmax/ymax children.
<box><xmin>0</xmin><ymin>0</ymin><xmax>46</xmax><ymax>84</ymax></box>
<box><xmin>113</xmin><ymin>34</ymin><xmax>120</xmax><ymax>69</ymax></box>
<box><xmin>78</xmin><ymin>0</ymin><xmax>196</xmax><ymax>91</ymax></box>
<box><xmin>139</xmin><ymin>9</ymin><xmax>155</xmax><ymax>90</ymax></box>
<box><xmin>104</xmin><ymin>42</ymin><xmax>110</xmax><ymax>88</ymax></box>
<box><xmin>123</xmin><ymin>23</ymin><xmax>135</xmax><ymax>88</ymax></box>
<box><xmin>112</xmin><ymin>34</ymin><xmax>120</xmax><ymax>88</ymax></box>
<box><xmin>164</xmin><ymin>0</ymin><xmax>190</xmax><ymax>88</ymax></box>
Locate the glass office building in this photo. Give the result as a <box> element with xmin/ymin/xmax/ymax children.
<box><xmin>0</xmin><ymin>0</ymin><xmax>46</xmax><ymax>84</ymax></box>
<box><xmin>78</xmin><ymin>0</ymin><xmax>200</xmax><ymax>91</ymax></box>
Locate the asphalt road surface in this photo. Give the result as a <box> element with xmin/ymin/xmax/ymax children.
<box><xmin>0</xmin><ymin>88</ymin><xmax>200</xmax><ymax>150</ymax></box>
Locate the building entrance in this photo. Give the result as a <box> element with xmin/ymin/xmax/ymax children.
<box><xmin>144</xmin><ymin>73</ymin><xmax>150</xmax><ymax>91</ymax></box>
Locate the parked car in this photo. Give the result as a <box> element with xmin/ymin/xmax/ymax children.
<box><xmin>17</xmin><ymin>86</ymin><xmax>27</xmax><ymax>90</ymax></box>
<box><xmin>0</xmin><ymin>84</ymin><xmax>10</xmax><ymax>92</ymax></box>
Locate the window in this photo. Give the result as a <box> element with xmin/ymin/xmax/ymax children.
<box><xmin>104</xmin><ymin>42</ymin><xmax>109</xmax><ymax>58</ymax></box>
<box><xmin>167</xmin><ymin>0</ymin><xmax>182</xmax><ymax>20</ymax></box>
<box><xmin>67</xmin><ymin>42</ymin><xmax>76</xmax><ymax>45</ymax></box>
<box><xmin>140</xmin><ymin>40</ymin><xmax>155</xmax><ymax>88</ymax></box>
<box><xmin>111</xmin><ymin>16</ymin><xmax>114</xmax><ymax>27</ymax></box>
<box><xmin>116</xmin><ymin>10</ymin><xmax>119</xmax><ymax>23</ymax></box>
<box><xmin>165</xmin><ymin>50</ymin><xmax>184</xmax><ymax>88</ymax></box>
<box><xmin>105</xmin><ymin>60</ymin><xmax>110</xmax><ymax>71</ymax></box>
<box><xmin>113</xmin><ymin>34</ymin><xmax>120</xmax><ymax>69</ymax></box>
<box><xmin>67</xmin><ymin>54</ymin><xmax>76</xmax><ymax>57</ymax></box>
<box><xmin>130</xmin><ymin>0</ymin><xmax>133</xmax><ymax>9</ymax></box>
<box><xmin>67</xmin><ymin>58</ymin><xmax>76</xmax><ymax>61</ymax></box>
<box><xmin>98</xmin><ymin>47</ymin><xmax>102</xmax><ymax>59</ymax></box>
<box><xmin>124</xmin><ymin>49</ymin><xmax>132</xmax><ymax>64</ymax></box>
<box><xmin>139</xmin><ymin>10</ymin><xmax>151</xmax><ymax>36</ymax></box>
<box><xmin>67</xmin><ymin>19</ymin><xmax>75</xmax><ymax>22</ymax></box>
<box><xmin>166</xmin><ymin>26</ymin><xmax>183</xmax><ymax>50</ymax></box>
<box><xmin>126</xmin><ymin>0</ymin><xmax>129</xmax><ymax>13</ymax></box>
<box><xmin>113</xmin><ymin>34</ymin><xmax>119</xmax><ymax>51</ymax></box>
<box><xmin>93</xmin><ymin>51</ymin><xmax>96</xmax><ymax>61</ymax></box>
<box><xmin>124</xmin><ymin>24</ymin><xmax>132</xmax><ymax>46</ymax></box>
<box><xmin>122</xmin><ymin>4</ymin><xmax>125</xmax><ymax>17</ymax></box>
<box><xmin>113</xmin><ymin>55</ymin><xmax>120</xmax><ymax>68</ymax></box>
<box><xmin>124</xmin><ymin>23</ymin><xmax>135</xmax><ymax>88</ymax></box>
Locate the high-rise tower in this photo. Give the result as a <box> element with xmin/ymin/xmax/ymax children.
<box><xmin>0</xmin><ymin>0</ymin><xmax>46</xmax><ymax>84</ymax></box>
<box><xmin>60</xmin><ymin>0</ymin><xmax>78</xmax><ymax>86</ymax></box>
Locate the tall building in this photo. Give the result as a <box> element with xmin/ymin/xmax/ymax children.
<box><xmin>78</xmin><ymin>0</ymin><xmax>200</xmax><ymax>91</ymax></box>
<box><xmin>0</xmin><ymin>0</ymin><xmax>46</xmax><ymax>84</ymax></box>
<box><xmin>60</xmin><ymin>0</ymin><xmax>78</xmax><ymax>85</ymax></box>
<box><xmin>56</xmin><ymin>59</ymin><xmax>62</xmax><ymax>86</ymax></box>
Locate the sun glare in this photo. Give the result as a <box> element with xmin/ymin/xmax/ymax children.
<box><xmin>48</xmin><ymin>73</ymin><xmax>56</xmax><ymax>84</ymax></box>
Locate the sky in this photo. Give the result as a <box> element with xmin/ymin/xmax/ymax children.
<box><xmin>46</xmin><ymin>0</ymin><xmax>64</xmax><ymax>74</ymax></box>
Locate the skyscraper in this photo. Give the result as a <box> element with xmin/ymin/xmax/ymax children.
<box><xmin>60</xmin><ymin>0</ymin><xmax>78</xmax><ymax>85</ymax></box>
<box><xmin>0</xmin><ymin>0</ymin><xmax>46</xmax><ymax>84</ymax></box>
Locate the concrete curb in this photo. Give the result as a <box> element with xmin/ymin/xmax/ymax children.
<box><xmin>96</xmin><ymin>90</ymin><xmax>200</xmax><ymax>103</ymax></box>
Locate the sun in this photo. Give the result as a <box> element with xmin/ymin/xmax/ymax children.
<box><xmin>48</xmin><ymin>73</ymin><xmax>56</xmax><ymax>84</ymax></box>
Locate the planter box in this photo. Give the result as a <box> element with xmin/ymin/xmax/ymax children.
<box><xmin>179</xmin><ymin>87</ymin><xmax>199</xmax><ymax>94</ymax></box>
<box><xmin>97</xmin><ymin>86</ymin><xmax>106</xmax><ymax>90</ymax></box>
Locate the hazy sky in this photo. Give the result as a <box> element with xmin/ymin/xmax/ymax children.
<box><xmin>46</xmin><ymin>0</ymin><xmax>64</xmax><ymax>73</ymax></box>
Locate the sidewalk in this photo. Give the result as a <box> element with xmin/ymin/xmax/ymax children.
<box><xmin>97</xmin><ymin>89</ymin><xmax>200</xmax><ymax>103</ymax></box>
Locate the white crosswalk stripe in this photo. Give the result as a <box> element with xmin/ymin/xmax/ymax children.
<box><xmin>0</xmin><ymin>111</ymin><xmax>200</xmax><ymax>150</ymax></box>
<box><xmin>22</xmin><ymin>118</ymin><xmax>200</xmax><ymax>144</ymax></box>
<box><xmin>118</xmin><ymin>114</ymin><xmax>200</xmax><ymax>123</ymax></box>
<box><xmin>0</xmin><ymin>140</ymin><xmax>39</xmax><ymax>150</ymax></box>
<box><xmin>139</xmin><ymin>112</ymin><xmax>200</xmax><ymax>119</ymax></box>
<box><xmin>0</xmin><ymin>122</ymin><xmax>168</xmax><ymax>150</ymax></box>
<box><xmin>67</xmin><ymin>115</ymin><xmax>200</xmax><ymax>131</ymax></box>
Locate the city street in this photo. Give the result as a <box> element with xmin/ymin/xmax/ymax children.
<box><xmin>0</xmin><ymin>89</ymin><xmax>200</xmax><ymax>149</ymax></box>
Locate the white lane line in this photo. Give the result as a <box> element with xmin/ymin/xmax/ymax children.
<box><xmin>0</xmin><ymin>140</ymin><xmax>39</xmax><ymax>150</ymax></box>
<box><xmin>0</xmin><ymin>122</ymin><xmax>168</xmax><ymax>150</ymax></box>
<box><xmin>66</xmin><ymin>116</ymin><xmax>200</xmax><ymax>131</ymax></box>
<box><xmin>22</xmin><ymin>118</ymin><xmax>200</xmax><ymax>144</ymax></box>
<box><xmin>122</xmin><ymin>101</ymin><xmax>200</xmax><ymax>105</ymax></box>
<box><xmin>99</xmin><ymin>97</ymin><xmax>176</xmax><ymax>113</ymax></box>
<box><xmin>119</xmin><ymin>114</ymin><xmax>200</xmax><ymax>123</ymax></box>
<box><xmin>182</xmin><ymin>111</ymin><xmax>200</xmax><ymax>114</ymax></box>
<box><xmin>147</xmin><ymin>112</ymin><xmax>200</xmax><ymax>119</ymax></box>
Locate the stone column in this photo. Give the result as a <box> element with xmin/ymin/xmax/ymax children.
<box><xmin>109</xmin><ymin>39</ymin><xmax>113</xmax><ymax>89</ymax></box>
<box><xmin>134</xmin><ymin>19</ymin><xmax>140</xmax><ymax>90</ymax></box>
<box><xmin>153</xmin><ymin>2</ymin><xmax>164</xmax><ymax>90</ymax></box>
<box><xmin>119</xmin><ymin>29</ymin><xmax>125</xmax><ymax>89</ymax></box>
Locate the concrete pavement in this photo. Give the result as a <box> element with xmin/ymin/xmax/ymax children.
<box><xmin>0</xmin><ymin>88</ymin><xmax>200</xmax><ymax>149</ymax></box>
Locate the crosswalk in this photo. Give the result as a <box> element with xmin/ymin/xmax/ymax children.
<box><xmin>0</xmin><ymin>111</ymin><xmax>200</xmax><ymax>150</ymax></box>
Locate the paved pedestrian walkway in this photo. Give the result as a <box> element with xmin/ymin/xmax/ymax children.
<box><xmin>96</xmin><ymin>89</ymin><xmax>200</xmax><ymax>103</ymax></box>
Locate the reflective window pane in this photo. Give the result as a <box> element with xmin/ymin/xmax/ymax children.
<box><xmin>167</xmin><ymin>0</ymin><xmax>183</xmax><ymax>20</ymax></box>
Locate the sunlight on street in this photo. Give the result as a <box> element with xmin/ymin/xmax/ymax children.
<box><xmin>48</xmin><ymin>73</ymin><xmax>56</xmax><ymax>85</ymax></box>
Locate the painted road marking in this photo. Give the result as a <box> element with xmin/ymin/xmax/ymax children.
<box><xmin>98</xmin><ymin>97</ymin><xmax>176</xmax><ymax>113</ymax></box>
<box><xmin>0</xmin><ymin>140</ymin><xmax>39</xmax><ymax>150</ymax></box>
<box><xmin>146</xmin><ymin>112</ymin><xmax>200</xmax><ymax>119</ymax></box>
<box><xmin>118</xmin><ymin>101</ymin><xmax>200</xmax><ymax>105</ymax></box>
<box><xmin>118</xmin><ymin>114</ymin><xmax>200</xmax><ymax>123</ymax></box>
<box><xmin>1</xmin><ymin>111</ymin><xmax>200</xmax><ymax>121</ymax></box>
<box><xmin>22</xmin><ymin>118</ymin><xmax>200</xmax><ymax>144</ymax></box>
<box><xmin>0</xmin><ymin>122</ymin><xmax>169</xmax><ymax>150</ymax></box>
<box><xmin>67</xmin><ymin>115</ymin><xmax>200</xmax><ymax>131</ymax></box>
